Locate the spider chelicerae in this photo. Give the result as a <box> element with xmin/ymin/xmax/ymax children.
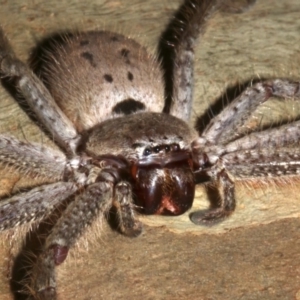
<box><xmin>1</xmin><ymin>0</ymin><xmax>300</xmax><ymax>299</ymax></box>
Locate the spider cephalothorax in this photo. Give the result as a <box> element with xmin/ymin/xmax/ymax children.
<box><xmin>1</xmin><ymin>0</ymin><xmax>300</xmax><ymax>299</ymax></box>
<box><xmin>82</xmin><ymin>112</ymin><xmax>198</xmax><ymax>215</ymax></box>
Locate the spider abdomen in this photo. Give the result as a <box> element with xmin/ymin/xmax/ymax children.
<box><xmin>34</xmin><ymin>31</ymin><xmax>165</xmax><ymax>131</ymax></box>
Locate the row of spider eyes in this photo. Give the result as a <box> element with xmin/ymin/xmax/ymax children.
<box><xmin>143</xmin><ymin>143</ymin><xmax>180</xmax><ymax>156</ymax></box>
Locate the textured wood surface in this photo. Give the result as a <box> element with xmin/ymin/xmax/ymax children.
<box><xmin>1</xmin><ymin>1</ymin><xmax>300</xmax><ymax>299</ymax></box>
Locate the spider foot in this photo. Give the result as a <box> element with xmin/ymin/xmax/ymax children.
<box><xmin>121</xmin><ymin>220</ymin><xmax>143</xmax><ymax>237</ymax></box>
<box><xmin>190</xmin><ymin>208</ymin><xmax>233</xmax><ymax>226</ymax></box>
<box><xmin>191</xmin><ymin>168</ymin><xmax>236</xmax><ymax>226</ymax></box>
<box><xmin>30</xmin><ymin>245</ymin><xmax>68</xmax><ymax>300</ymax></box>
<box><xmin>34</xmin><ymin>287</ymin><xmax>56</xmax><ymax>300</ymax></box>
<box><xmin>114</xmin><ymin>182</ymin><xmax>143</xmax><ymax>237</ymax></box>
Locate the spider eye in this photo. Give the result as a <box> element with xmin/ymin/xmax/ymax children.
<box><xmin>143</xmin><ymin>148</ymin><xmax>152</xmax><ymax>156</ymax></box>
<box><xmin>165</xmin><ymin>145</ymin><xmax>170</xmax><ymax>152</ymax></box>
<box><xmin>171</xmin><ymin>143</ymin><xmax>180</xmax><ymax>152</ymax></box>
<box><xmin>153</xmin><ymin>146</ymin><xmax>161</xmax><ymax>153</ymax></box>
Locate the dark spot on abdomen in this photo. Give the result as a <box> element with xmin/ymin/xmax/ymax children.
<box><xmin>81</xmin><ymin>52</ymin><xmax>96</xmax><ymax>67</ymax></box>
<box><xmin>121</xmin><ymin>49</ymin><xmax>130</xmax><ymax>57</ymax></box>
<box><xmin>112</xmin><ymin>99</ymin><xmax>146</xmax><ymax>115</ymax></box>
<box><xmin>127</xmin><ymin>72</ymin><xmax>134</xmax><ymax>81</ymax></box>
<box><xmin>104</xmin><ymin>74</ymin><xmax>113</xmax><ymax>83</ymax></box>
